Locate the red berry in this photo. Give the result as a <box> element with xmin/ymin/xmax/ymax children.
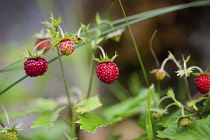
<box><xmin>35</xmin><ymin>38</ymin><xmax>51</xmax><ymax>51</ymax></box>
<box><xmin>96</xmin><ymin>62</ymin><xmax>119</xmax><ymax>84</ymax></box>
<box><xmin>195</xmin><ymin>75</ymin><xmax>210</xmax><ymax>94</ymax></box>
<box><xmin>24</xmin><ymin>57</ymin><xmax>48</xmax><ymax>77</ymax></box>
<box><xmin>59</xmin><ymin>39</ymin><xmax>74</xmax><ymax>56</ymax></box>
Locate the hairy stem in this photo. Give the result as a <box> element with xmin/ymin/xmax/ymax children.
<box><xmin>96</xmin><ymin>46</ymin><xmax>106</xmax><ymax>58</ymax></box>
<box><xmin>71</xmin><ymin>103</ymin><xmax>76</xmax><ymax>139</ymax></box>
<box><xmin>86</xmin><ymin>57</ymin><xmax>95</xmax><ymax>99</ymax></box>
<box><xmin>184</xmin><ymin>77</ymin><xmax>192</xmax><ymax>101</ymax></box>
<box><xmin>56</xmin><ymin>47</ymin><xmax>71</xmax><ymax>106</ymax></box>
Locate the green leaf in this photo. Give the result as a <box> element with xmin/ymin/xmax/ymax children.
<box><xmin>25</xmin><ymin>119</ymin><xmax>71</xmax><ymax>140</ymax></box>
<box><xmin>167</xmin><ymin>89</ymin><xmax>175</xmax><ymax>99</ymax></box>
<box><xmin>76</xmin><ymin>96</ymin><xmax>102</xmax><ymax>114</ymax></box>
<box><xmin>188</xmin><ymin>96</ymin><xmax>207</xmax><ymax>111</ymax></box>
<box><xmin>202</xmin><ymin>95</ymin><xmax>210</xmax><ymax>113</ymax></box>
<box><xmin>157</xmin><ymin>115</ymin><xmax>210</xmax><ymax>140</ymax></box>
<box><xmin>76</xmin><ymin>112</ymin><xmax>122</xmax><ymax>133</ymax></box>
<box><xmin>104</xmin><ymin>88</ymin><xmax>151</xmax><ymax>120</ymax></box>
<box><xmin>30</xmin><ymin>106</ymin><xmax>66</xmax><ymax>130</ymax></box>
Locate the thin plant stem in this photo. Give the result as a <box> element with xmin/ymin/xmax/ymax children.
<box><xmin>189</xmin><ymin>66</ymin><xmax>204</xmax><ymax>73</ymax></box>
<box><xmin>96</xmin><ymin>46</ymin><xmax>106</xmax><ymax>58</ymax></box>
<box><xmin>0</xmin><ymin>75</ymin><xmax>28</xmax><ymax>95</ymax></box>
<box><xmin>0</xmin><ymin>58</ymin><xmax>24</xmax><ymax>73</ymax></box>
<box><xmin>145</xmin><ymin>85</ymin><xmax>154</xmax><ymax>140</ymax></box>
<box><xmin>86</xmin><ymin>57</ymin><xmax>95</xmax><ymax>99</ymax></box>
<box><xmin>32</xmin><ymin>39</ymin><xmax>52</xmax><ymax>55</ymax></box>
<box><xmin>184</xmin><ymin>77</ymin><xmax>192</xmax><ymax>101</ymax></box>
<box><xmin>149</xmin><ymin>30</ymin><xmax>159</xmax><ymax>68</ymax></box>
<box><xmin>71</xmin><ymin>103</ymin><xmax>76</xmax><ymax>139</ymax></box>
<box><xmin>160</xmin><ymin>57</ymin><xmax>171</xmax><ymax>70</ymax></box>
<box><xmin>118</xmin><ymin>0</ymin><xmax>149</xmax><ymax>87</ymax></box>
<box><xmin>56</xmin><ymin>47</ymin><xmax>71</xmax><ymax>106</ymax></box>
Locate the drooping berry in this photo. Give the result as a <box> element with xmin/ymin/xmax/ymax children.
<box><xmin>96</xmin><ymin>62</ymin><xmax>119</xmax><ymax>84</ymax></box>
<box><xmin>195</xmin><ymin>75</ymin><xmax>210</xmax><ymax>94</ymax></box>
<box><xmin>155</xmin><ymin>70</ymin><xmax>166</xmax><ymax>80</ymax></box>
<box><xmin>59</xmin><ymin>39</ymin><xmax>74</xmax><ymax>56</ymax></box>
<box><xmin>35</xmin><ymin>38</ymin><xmax>51</xmax><ymax>51</ymax></box>
<box><xmin>24</xmin><ymin>57</ymin><xmax>48</xmax><ymax>77</ymax></box>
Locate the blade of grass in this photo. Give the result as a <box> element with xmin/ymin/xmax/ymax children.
<box><xmin>118</xmin><ymin>0</ymin><xmax>149</xmax><ymax>86</ymax></box>
<box><xmin>0</xmin><ymin>58</ymin><xmax>24</xmax><ymax>73</ymax></box>
<box><xmin>0</xmin><ymin>75</ymin><xmax>28</xmax><ymax>95</ymax></box>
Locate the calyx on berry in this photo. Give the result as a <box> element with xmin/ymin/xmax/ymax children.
<box><xmin>93</xmin><ymin>51</ymin><xmax>118</xmax><ymax>63</ymax></box>
<box><xmin>42</xmin><ymin>15</ymin><xmax>83</xmax><ymax>51</ymax></box>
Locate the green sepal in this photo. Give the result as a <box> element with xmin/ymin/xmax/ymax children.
<box><xmin>93</xmin><ymin>52</ymin><xmax>118</xmax><ymax>63</ymax></box>
<box><xmin>193</xmin><ymin>70</ymin><xmax>210</xmax><ymax>77</ymax></box>
<box><xmin>22</xmin><ymin>50</ymin><xmax>42</xmax><ymax>59</ymax></box>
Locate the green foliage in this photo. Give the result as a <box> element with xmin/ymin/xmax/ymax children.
<box><xmin>31</xmin><ymin>106</ymin><xmax>66</xmax><ymax>130</ymax></box>
<box><xmin>76</xmin><ymin>96</ymin><xmax>102</xmax><ymax>114</ymax></box>
<box><xmin>157</xmin><ymin>115</ymin><xmax>210</xmax><ymax>140</ymax></box>
<box><xmin>104</xmin><ymin>88</ymin><xmax>149</xmax><ymax>120</ymax></box>
<box><xmin>22</xmin><ymin>120</ymin><xmax>71</xmax><ymax>140</ymax></box>
<box><xmin>76</xmin><ymin>112</ymin><xmax>122</xmax><ymax>133</ymax></box>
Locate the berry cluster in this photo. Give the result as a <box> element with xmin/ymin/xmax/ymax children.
<box><xmin>22</xmin><ymin>16</ymin><xmax>120</xmax><ymax>85</ymax></box>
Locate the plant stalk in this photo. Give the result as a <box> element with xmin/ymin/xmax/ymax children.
<box><xmin>56</xmin><ymin>47</ymin><xmax>71</xmax><ymax>106</ymax></box>
<box><xmin>118</xmin><ymin>0</ymin><xmax>150</xmax><ymax>87</ymax></box>
<box><xmin>86</xmin><ymin>57</ymin><xmax>95</xmax><ymax>99</ymax></box>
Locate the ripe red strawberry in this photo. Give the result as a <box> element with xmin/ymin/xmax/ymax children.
<box><xmin>195</xmin><ymin>75</ymin><xmax>210</xmax><ymax>94</ymax></box>
<box><xmin>96</xmin><ymin>62</ymin><xmax>119</xmax><ymax>84</ymax></box>
<box><xmin>59</xmin><ymin>39</ymin><xmax>74</xmax><ymax>56</ymax></box>
<box><xmin>35</xmin><ymin>38</ymin><xmax>51</xmax><ymax>51</ymax></box>
<box><xmin>24</xmin><ymin>57</ymin><xmax>48</xmax><ymax>77</ymax></box>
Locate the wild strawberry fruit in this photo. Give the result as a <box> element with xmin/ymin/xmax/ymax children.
<box><xmin>24</xmin><ymin>57</ymin><xmax>48</xmax><ymax>77</ymax></box>
<box><xmin>96</xmin><ymin>62</ymin><xmax>119</xmax><ymax>84</ymax></box>
<box><xmin>35</xmin><ymin>38</ymin><xmax>51</xmax><ymax>51</ymax></box>
<box><xmin>34</xmin><ymin>29</ymin><xmax>51</xmax><ymax>52</ymax></box>
<box><xmin>59</xmin><ymin>39</ymin><xmax>74</xmax><ymax>56</ymax></box>
<box><xmin>93</xmin><ymin>50</ymin><xmax>119</xmax><ymax>84</ymax></box>
<box><xmin>195</xmin><ymin>75</ymin><xmax>210</xmax><ymax>94</ymax></box>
